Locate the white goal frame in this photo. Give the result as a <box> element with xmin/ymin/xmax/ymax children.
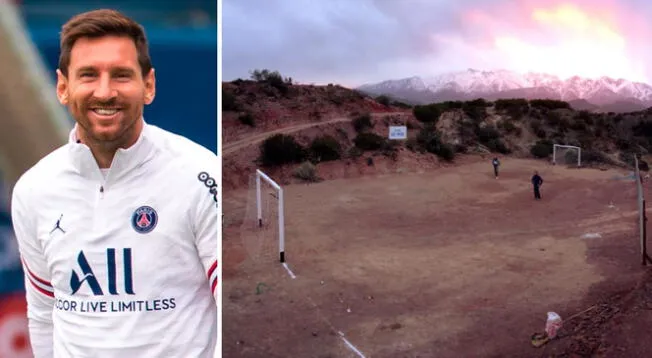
<box><xmin>552</xmin><ymin>144</ymin><xmax>581</xmax><ymax>167</ymax></box>
<box><xmin>256</xmin><ymin>169</ymin><xmax>286</xmax><ymax>263</ymax></box>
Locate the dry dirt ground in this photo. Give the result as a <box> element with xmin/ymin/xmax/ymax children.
<box><xmin>223</xmin><ymin>157</ymin><xmax>648</xmax><ymax>357</ymax></box>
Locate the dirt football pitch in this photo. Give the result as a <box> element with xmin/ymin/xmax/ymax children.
<box><xmin>223</xmin><ymin>157</ymin><xmax>645</xmax><ymax>357</ymax></box>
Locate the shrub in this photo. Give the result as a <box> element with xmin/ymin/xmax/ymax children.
<box><xmin>413</xmin><ymin>104</ymin><xmax>441</xmax><ymax>123</ymax></box>
<box><xmin>633</xmin><ymin>121</ymin><xmax>652</xmax><ymax>138</ymax></box>
<box><xmin>462</xmin><ymin>103</ymin><xmax>486</xmax><ymax>123</ymax></box>
<box><xmin>439</xmin><ymin>101</ymin><xmax>464</xmax><ymax>110</ymax></box>
<box><xmin>416</xmin><ymin>128</ymin><xmax>455</xmax><ymax>161</ymax></box>
<box><xmin>619</xmin><ymin>152</ymin><xmax>637</xmax><ymax>168</ymax></box>
<box><xmin>530</xmin><ymin>99</ymin><xmax>571</xmax><ymax>110</ymax></box>
<box><xmin>309</xmin><ymin>135</ymin><xmax>342</xmax><ymax>162</ymax></box>
<box><xmin>615</xmin><ymin>138</ymin><xmax>632</xmax><ymax>151</ymax></box>
<box><xmin>458</xmin><ymin>121</ymin><xmax>477</xmax><ymax>146</ymax></box>
<box><xmin>222</xmin><ymin>90</ymin><xmax>239</xmax><ymax>111</ymax></box>
<box><xmin>381</xmin><ymin>140</ymin><xmax>400</xmax><ymax>160</ymax></box>
<box><xmin>348</xmin><ymin>146</ymin><xmax>363</xmax><ymax>158</ymax></box>
<box><xmin>354</xmin><ymin>132</ymin><xmax>386</xmax><ymax>151</ymax></box>
<box><xmin>576</xmin><ymin>110</ymin><xmax>593</xmax><ymax>125</ymax></box>
<box><xmin>375</xmin><ymin>95</ymin><xmax>391</xmax><ymax>106</ymax></box>
<box><xmin>436</xmin><ymin>143</ymin><xmax>455</xmax><ymax>161</ymax></box>
<box><xmin>293</xmin><ymin>161</ymin><xmax>318</xmax><ymax>182</ymax></box>
<box><xmin>250</xmin><ymin>69</ymin><xmax>290</xmax><ymax>94</ymax></box>
<box><xmin>238</xmin><ymin>113</ymin><xmax>255</xmax><ymax>127</ymax></box>
<box><xmin>466</xmin><ymin>98</ymin><xmax>491</xmax><ymax>107</ymax></box>
<box><xmin>487</xmin><ymin>138</ymin><xmax>511</xmax><ymax>154</ymax></box>
<box><xmin>581</xmin><ymin>150</ymin><xmax>612</xmax><ymax>165</ymax></box>
<box><xmin>352</xmin><ymin>113</ymin><xmax>373</xmax><ymax>133</ymax></box>
<box><xmin>569</xmin><ymin>119</ymin><xmax>588</xmax><ymax>132</ymax></box>
<box><xmin>497</xmin><ymin>120</ymin><xmax>521</xmax><ymax>135</ymax></box>
<box><xmin>495</xmin><ymin>98</ymin><xmax>528</xmax><ymax>119</ymax></box>
<box><xmin>475</xmin><ymin>125</ymin><xmax>501</xmax><ymax>144</ymax></box>
<box><xmin>260</xmin><ymin>134</ymin><xmax>305</xmax><ymax>166</ymax></box>
<box><xmin>530</xmin><ymin>139</ymin><xmax>553</xmax><ymax>158</ymax></box>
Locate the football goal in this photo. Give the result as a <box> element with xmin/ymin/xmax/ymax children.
<box><xmin>552</xmin><ymin>144</ymin><xmax>581</xmax><ymax>167</ymax></box>
<box><xmin>256</xmin><ymin>169</ymin><xmax>286</xmax><ymax>263</ymax></box>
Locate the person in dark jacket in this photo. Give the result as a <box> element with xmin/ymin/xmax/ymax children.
<box><xmin>492</xmin><ymin>157</ymin><xmax>500</xmax><ymax>179</ymax></box>
<box><xmin>532</xmin><ymin>171</ymin><xmax>543</xmax><ymax>200</ymax></box>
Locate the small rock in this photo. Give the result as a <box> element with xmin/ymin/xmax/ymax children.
<box><xmin>312</xmin><ymin>331</ymin><xmax>318</xmax><ymax>337</ymax></box>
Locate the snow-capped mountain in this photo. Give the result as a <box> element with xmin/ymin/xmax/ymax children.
<box><xmin>357</xmin><ymin>69</ymin><xmax>652</xmax><ymax>112</ymax></box>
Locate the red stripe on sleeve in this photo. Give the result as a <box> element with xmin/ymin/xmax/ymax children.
<box><xmin>207</xmin><ymin>260</ymin><xmax>217</xmax><ymax>279</ymax></box>
<box><xmin>211</xmin><ymin>277</ymin><xmax>218</xmax><ymax>294</ymax></box>
<box><xmin>27</xmin><ymin>275</ymin><xmax>54</xmax><ymax>298</ymax></box>
<box><xmin>21</xmin><ymin>257</ymin><xmax>52</xmax><ymax>288</ymax></box>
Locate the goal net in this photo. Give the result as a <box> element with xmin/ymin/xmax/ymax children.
<box><xmin>240</xmin><ymin>170</ymin><xmax>285</xmax><ymax>266</ymax></box>
<box><xmin>552</xmin><ymin>144</ymin><xmax>581</xmax><ymax>167</ymax></box>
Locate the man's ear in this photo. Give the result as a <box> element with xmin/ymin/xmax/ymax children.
<box><xmin>56</xmin><ymin>69</ymin><xmax>69</xmax><ymax>105</ymax></box>
<box><xmin>144</xmin><ymin>68</ymin><xmax>156</xmax><ymax>105</ymax></box>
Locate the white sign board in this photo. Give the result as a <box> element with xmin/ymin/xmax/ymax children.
<box><xmin>389</xmin><ymin>126</ymin><xmax>407</xmax><ymax>140</ymax></box>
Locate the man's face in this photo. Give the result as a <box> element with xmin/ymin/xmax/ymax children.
<box><xmin>56</xmin><ymin>36</ymin><xmax>155</xmax><ymax>145</ymax></box>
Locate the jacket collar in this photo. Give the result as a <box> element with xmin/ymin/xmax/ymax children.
<box><xmin>68</xmin><ymin>119</ymin><xmax>158</xmax><ymax>183</ymax></box>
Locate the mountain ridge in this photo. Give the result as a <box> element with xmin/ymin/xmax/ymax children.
<box><xmin>358</xmin><ymin>69</ymin><xmax>652</xmax><ymax>112</ymax></box>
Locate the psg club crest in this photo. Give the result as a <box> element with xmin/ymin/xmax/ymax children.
<box><xmin>131</xmin><ymin>206</ymin><xmax>158</xmax><ymax>234</ymax></box>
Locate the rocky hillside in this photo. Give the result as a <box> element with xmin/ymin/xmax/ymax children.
<box><xmin>222</xmin><ymin>77</ymin><xmax>652</xmax><ymax>191</ymax></box>
<box><xmin>222</xmin><ymin>77</ymin><xmax>407</xmax><ymax>144</ymax></box>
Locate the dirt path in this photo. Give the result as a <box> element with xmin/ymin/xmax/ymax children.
<box><xmin>222</xmin><ymin>112</ymin><xmax>407</xmax><ymax>155</ymax></box>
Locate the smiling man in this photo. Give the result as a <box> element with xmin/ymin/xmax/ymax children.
<box><xmin>10</xmin><ymin>9</ymin><xmax>218</xmax><ymax>358</ymax></box>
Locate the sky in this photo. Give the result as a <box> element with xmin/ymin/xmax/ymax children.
<box><xmin>222</xmin><ymin>0</ymin><xmax>652</xmax><ymax>87</ymax></box>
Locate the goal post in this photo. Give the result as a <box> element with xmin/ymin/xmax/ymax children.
<box><xmin>552</xmin><ymin>144</ymin><xmax>581</xmax><ymax>167</ymax></box>
<box><xmin>255</xmin><ymin>169</ymin><xmax>286</xmax><ymax>263</ymax></box>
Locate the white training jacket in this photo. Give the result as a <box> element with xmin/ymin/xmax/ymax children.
<box><xmin>11</xmin><ymin>122</ymin><xmax>218</xmax><ymax>358</ymax></box>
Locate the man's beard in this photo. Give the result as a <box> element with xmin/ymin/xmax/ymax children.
<box><xmin>73</xmin><ymin>98</ymin><xmax>139</xmax><ymax>146</ymax></box>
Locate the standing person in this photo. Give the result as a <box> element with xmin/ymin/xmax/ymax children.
<box><xmin>532</xmin><ymin>170</ymin><xmax>544</xmax><ymax>200</ymax></box>
<box><xmin>492</xmin><ymin>157</ymin><xmax>500</xmax><ymax>179</ymax></box>
<box><xmin>10</xmin><ymin>9</ymin><xmax>218</xmax><ymax>358</ymax></box>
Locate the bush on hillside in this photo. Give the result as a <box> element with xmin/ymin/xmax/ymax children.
<box><xmin>530</xmin><ymin>99</ymin><xmax>571</xmax><ymax>110</ymax></box>
<box><xmin>475</xmin><ymin>125</ymin><xmax>501</xmax><ymax>144</ymax></box>
<box><xmin>354</xmin><ymin>132</ymin><xmax>386</xmax><ymax>151</ymax></box>
<box><xmin>352</xmin><ymin>113</ymin><xmax>373</xmax><ymax>132</ymax></box>
<box><xmin>238</xmin><ymin>113</ymin><xmax>255</xmax><ymax>127</ymax></box>
<box><xmin>293</xmin><ymin>161</ymin><xmax>318</xmax><ymax>182</ymax></box>
<box><xmin>530</xmin><ymin>139</ymin><xmax>554</xmax><ymax>158</ymax></box>
<box><xmin>222</xmin><ymin>90</ymin><xmax>239</xmax><ymax>111</ymax></box>
<box><xmin>487</xmin><ymin>138</ymin><xmax>511</xmax><ymax>154</ymax></box>
<box><xmin>250</xmin><ymin>68</ymin><xmax>292</xmax><ymax>94</ymax></box>
<box><xmin>309</xmin><ymin>135</ymin><xmax>342</xmax><ymax>162</ymax></box>
<box><xmin>413</xmin><ymin>104</ymin><xmax>441</xmax><ymax>123</ymax></box>
<box><xmin>462</xmin><ymin>103</ymin><xmax>486</xmax><ymax>123</ymax></box>
<box><xmin>495</xmin><ymin>98</ymin><xmax>528</xmax><ymax>120</ymax></box>
<box><xmin>375</xmin><ymin>95</ymin><xmax>391</xmax><ymax>106</ymax></box>
<box><xmin>260</xmin><ymin>134</ymin><xmax>305</xmax><ymax>166</ymax></box>
<box><xmin>581</xmin><ymin>150</ymin><xmax>613</xmax><ymax>165</ymax></box>
<box><xmin>416</xmin><ymin>128</ymin><xmax>455</xmax><ymax>161</ymax></box>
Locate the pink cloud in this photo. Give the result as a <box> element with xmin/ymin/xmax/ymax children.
<box><xmin>446</xmin><ymin>1</ymin><xmax>652</xmax><ymax>81</ymax></box>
